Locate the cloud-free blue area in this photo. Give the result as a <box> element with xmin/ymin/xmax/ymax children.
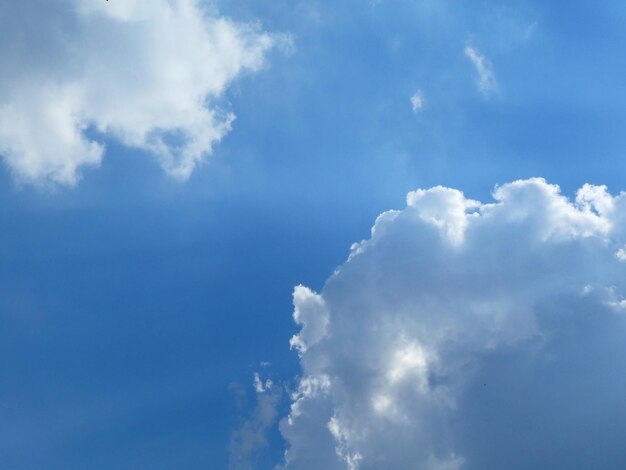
<box><xmin>2</xmin><ymin>0</ymin><xmax>626</xmax><ymax>468</ymax></box>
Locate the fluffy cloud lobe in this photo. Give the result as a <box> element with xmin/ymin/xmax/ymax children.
<box><xmin>0</xmin><ymin>0</ymin><xmax>281</xmax><ymax>185</ymax></box>
<box><xmin>281</xmin><ymin>178</ymin><xmax>626</xmax><ymax>469</ymax></box>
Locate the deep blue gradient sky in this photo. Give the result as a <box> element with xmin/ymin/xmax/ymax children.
<box><xmin>2</xmin><ymin>1</ymin><xmax>626</xmax><ymax>469</ymax></box>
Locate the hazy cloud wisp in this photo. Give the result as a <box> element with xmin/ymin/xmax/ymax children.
<box><xmin>464</xmin><ymin>46</ymin><xmax>497</xmax><ymax>96</ymax></box>
<box><xmin>410</xmin><ymin>90</ymin><xmax>424</xmax><ymax>112</ymax></box>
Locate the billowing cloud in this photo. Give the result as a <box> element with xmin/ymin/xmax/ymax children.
<box><xmin>464</xmin><ymin>46</ymin><xmax>497</xmax><ymax>96</ymax></box>
<box><xmin>280</xmin><ymin>178</ymin><xmax>626</xmax><ymax>469</ymax></box>
<box><xmin>0</xmin><ymin>0</ymin><xmax>285</xmax><ymax>186</ymax></box>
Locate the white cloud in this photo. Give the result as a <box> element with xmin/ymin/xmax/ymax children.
<box><xmin>279</xmin><ymin>178</ymin><xmax>626</xmax><ymax>469</ymax></box>
<box><xmin>464</xmin><ymin>46</ymin><xmax>497</xmax><ymax>96</ymax></box>
<box><xmin>410</xmin><ymin>90</ymin><xmax>424</xmax><ymax>112</ymax></box>
<box><xmin>290</xmin><ymin>285</ymin><xmax>330</xmax><ymax>354</ymax></box>
<box><xmin>0</xmin><ymin>0</ymin><xmax>285</xmax><ymax>186</ymax></box>
<box><xmin>253</xmin><ymin>372</ymin><xmax>273</xmax><ymax>393</ymax></box>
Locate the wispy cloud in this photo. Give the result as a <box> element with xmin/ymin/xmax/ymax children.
<box><xmin>464</xmin><ymin>46</ymin><xmax>497</xmax><ymax>96</ymax></box>
<box><xmin>229</xmin><ymin>372</ymin><xmax>282</xmax><ymax>470</ymax></box>
<box><xmin>410</xmin><ymin>90</ymin><xmax>424</xmax><ymax>112</ymax></box>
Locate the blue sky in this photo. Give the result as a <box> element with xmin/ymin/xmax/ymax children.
<box><xmin>2</xmin><ymin>1</ymin><xmax>626</xmax><ymax>469</ymax></box>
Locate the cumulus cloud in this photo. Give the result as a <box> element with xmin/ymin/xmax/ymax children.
<box><xmin>280</xmin><ymin>178</ymin><xmax>626</xmax><ymax>469</ymax></box>
<box><xmin>0</xmin><ymin>0</ymin><xmax>285</xmax><ymax>186</ymax></box>
<box><xmin>464</xmin><ymin>46</ymin><xmax>497</xmax><ymax>96</ymax></box>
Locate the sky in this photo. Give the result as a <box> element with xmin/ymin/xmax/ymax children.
<box><xmin>2</xmin><ymin>1</ymin><xmax>626</xmax><ymax>469</ymax></box>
